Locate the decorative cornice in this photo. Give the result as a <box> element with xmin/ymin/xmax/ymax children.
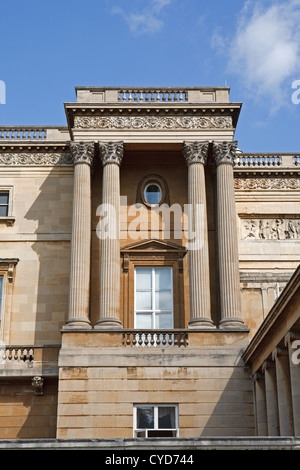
<box><xmin>212</xmin><ymin>141</ymin><xmax>237</xmax><ymax>166</ymax></box>
<box><xmin>99</xmin><ymin>141</ymin><xmax>124</xmax><ymax>166</ymax></box>
<box><xmin>0</xmin><ymin>153</ymin><xmax>72</xmax><ymax>166</ymax></box>
<box><xmin>70</xmin><ymin>142</ymin><xmax>95</xmax><ymax>166</ymax></box>
<box><xmin>74</xmin><ymin>115</ymin><xmax>233</xmax><ymax>130</ymax></box>
<box><xmin>183</xmin><ymin>141</ymin><xmax>209</xmax><ymax>165</ymax></box>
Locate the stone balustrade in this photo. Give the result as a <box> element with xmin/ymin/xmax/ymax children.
<box><xmin>0</xmin><ymin>126</ymin><xmax>69</xmax><ymax>141</ymax></box>
<box><xmin>119</xmin><ymin>88</ymin><xmax>187</xmax><ymax>103</ymax></box>
<box><xmin>1</xmin><ymin>347</ymin><xmax>34</xmax><ymax>363</ymax></box>
<box><xmin>122</xmin><ymin>330</ymin><xmax>189</xmax><ymax>348</ymax></box>
<box><xmin>234</xmin><ymin>153</ymin><xmax>300</xmax><ymax>168</ymax></box>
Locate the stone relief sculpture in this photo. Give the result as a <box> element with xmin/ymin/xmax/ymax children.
<box><xmin>74</xmin><ymin>115</ymin><xmax>233</xmax><ymax>130</ymax></box>
<box><xmin>242</xmin><ymin>218</ymin><xmax>300</xmax><ymax>240</ymax></box>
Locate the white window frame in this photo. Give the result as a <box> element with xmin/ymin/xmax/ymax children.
<box><xmin>0</xmin><ymin>186</ymin><xmax>15</xmax><ymax>226</ymax></box>
<box><xmin>134</xmin><ymin>267</ymin><xmax>174</xmax><ymax>329</ymax></box>
<box><xmin>133</xmin><ymin>404</ymin><xmax>179</xmax><ymax>438</ymax></box>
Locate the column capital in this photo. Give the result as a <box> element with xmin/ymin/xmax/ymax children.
<box><xmin>212</xmin><ymin>140</ymin><xmax>237</xmax><ymax>166</ymax></box>
<box><xmin>70</xmin><ymin>141</ymin><xmax>95</xmax><ymax>166</ymax></box>
<box><xmin>99</xmin><ymin>141</ymin><xmax>124</xmax><ymax>167</ymax></box>
<box><xmin>183</xmin><ymin>141</ymin><xmax>209</xmax><ymax>166</ymax></box>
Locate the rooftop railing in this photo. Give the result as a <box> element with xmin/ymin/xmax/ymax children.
<box><xmin>0</xmin><ymin>126</ymin><xmax>69</xmax><ymax>141</ymax></box>
<box><xmin>234</xmin><ymin>154</ymin><xmax>300</xmax><ymax>168</ymax></box>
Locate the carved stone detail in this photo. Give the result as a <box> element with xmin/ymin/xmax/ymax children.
<box><xmin>0</xmin><ymin>153</ymin><xmax>72</xmax><ymax>166</ymax></box>
<box><xmin>212</xmin><ymin>141</ymin><xmax>237</xmax><ymax>166</ymax></box>
<box><xmin>234</xmin><ymin>177</ymin><xmax>300</xmax><ymax>190</ymax></box>
<box><xmin>183</xmin><ymin>141</ymin><xmax>209</xmax><ymax>165</ymax></box>
<box><xmin>70</xmin><ymin>142</ymin><xmax>95</xmax><ymax>166</ymax></box>
<box><xmin>242</xmin><ymin>218</ymin><xmax>300</xmax><ymax>240</ymax></box>
<box><xmin>32</xmin><ymin>376</ymin><xmax>44</xmax><ymax>395</ymax></box>
<box><xmin>74</xmin><ymin>115</ymin><xmax>233</xmax><ymax>130</ymax></box>
<box><xmin>99</xmin><ymin>141</ymin><xmax>124</xmax><ymax>166</ymax></box>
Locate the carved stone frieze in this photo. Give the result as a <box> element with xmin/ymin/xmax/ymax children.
<box><xmin>70</xmin><ymin>142</ymin><xmax>95</xmax><ymax>166</ymax></box>
<box><xmin>212</xmin><ymin>141</ymin><xmax>237</xmax><ymax>166</ymax></box>
<box><xmin>0</xmin><ymin>153</ymin><xmax>72</xmax><ymax>166</ymax></box>
<box><xmin>99</xmin><ymin>141</ymin><xmax>124</xmax><ymax>166</ymax></box>
<box><xmin>74</xmin><ymin>115</ymin><xmax>233</xmax><ymax>130</ymax></box>
<box><xmin>242</xmin><ymin>218</ymin><xmax>300</xmax><ymax>240</ymax></box>
<box><xmin>183</xmin><ymin>141</ymin><xmax>209</xmax><ymax>165</ymax></box>
<box><xmin>234</xmin><ymin>177</ymin><xmax>300</xmax><ymax>190</ymax></box>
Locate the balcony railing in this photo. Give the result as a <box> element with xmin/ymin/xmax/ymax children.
<box><xmin>122</xmin><ymin>330</ymin><xmax>189</xmax><ymax>348</ymax></box>
<box><xmin>1</xmin><ymin>347</ymin><xmax>34</xmax><ymax>363</ymax></box>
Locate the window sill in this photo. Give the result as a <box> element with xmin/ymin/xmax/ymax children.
<box><xmin>0</xmin><ymin>216</ymin><xmax>15</xmax><ymax>227</ymax></box>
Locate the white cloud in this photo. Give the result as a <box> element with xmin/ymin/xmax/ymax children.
<box><xmin>228</xmin><ymin>1</ymin><xmax>300</xmax><ymax>110</ymax></box>
<box><xmin>112</xmin><ymin>0</ymin><xmax>173</xmax><ymax>35</ymax></box>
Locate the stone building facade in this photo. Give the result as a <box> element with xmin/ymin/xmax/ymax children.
<box><xmin>0</xmin><ymin>86</ymin><xmax>299</xmax><ymax>447</ymax></box>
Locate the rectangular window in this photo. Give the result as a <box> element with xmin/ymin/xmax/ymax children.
<box><xmin>134</xmin><ymin>267</ymin><xmax>173</xmax><ymax>329</ymax></box>
<box><xmin>134</xmin><ymin>404</ymin><xmax>178</xmax><ymax>437</ymax></box>
<box><xmin>0</xmin><ymin>192</ymin><xmax>9</xmax><ymax>217</ymax></box>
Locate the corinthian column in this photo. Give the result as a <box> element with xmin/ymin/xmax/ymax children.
<box><xmin>95</xmin><ymin>141</ymin><xmax>123</xmax><ymax>329</ymax></box>
<box><xmin>65</xmin><ymin>142</ymin><xmax>95</xmax><ymax>329</ymax></box>
<box><xmin>212</xmin><ymin>141</ymin><xmax>245</xmax><ymax>329</ymax></box>
<box><xmin>183</xmin><ymin>141</ymin><xmax>214</xmax><ymax>328</ymax></box>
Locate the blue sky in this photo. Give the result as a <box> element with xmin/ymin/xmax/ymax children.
<box><xmin>0</xmin><ymin>0</ymin><xmax>300</xmax><ymax>153</ymax></box>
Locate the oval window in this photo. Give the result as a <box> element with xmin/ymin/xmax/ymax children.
<box><xmin>144</xmin><ymin>183</ymin><xmax>162</xmax><ymax>206</ymax></box>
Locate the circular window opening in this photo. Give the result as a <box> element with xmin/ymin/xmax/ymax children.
<box><xmin>144</xmin><ymin>183</ymin><xmax>162</xmax><ymax>206</ymax></box>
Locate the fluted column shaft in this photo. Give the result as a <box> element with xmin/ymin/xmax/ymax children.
<box><xmin>253</xmin><ymin>373</ymin><xmax>268</xmax><ymax>436</ymax></box>
<box><xmin>213</xmin><ymin>141</ymin><xmax>245</xmax><ymax>329</ymax></box>
<box><xmin>96</xmin><ymin>141</ymin><xmax>123</xmax><ymax>329</ymax></box>
<box><xmin>272</xmin><ymin>347</ymin><xmax>294</xmax><ymax>435</ymax></box>
<box><xmin>183</xmin><ymin>142</ymin><xmax>214</xmax><ymax>328</ymax></box>
<box><xmin>65</xmin><ymin>142</ymin><xmax>95</xmax><ymax>329</ymax></box>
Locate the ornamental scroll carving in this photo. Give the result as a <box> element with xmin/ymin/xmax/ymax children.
<box><xmin>183</xmin><ymin>141</ymin><xmax>209</xmax><ymax>165</ymax></box>
<box><xmin>0</xmin><ymin>153</ymin><xmax>72</xmax><ymax>166</ymax></box>
<box><xmin>99</xmin><ymin>141</ymin><xmax>124</xmax><ymax>166</ymax></box>
<box><xmin>234</xmin><ymin>178</ymin><xmax>300</xmax><ymax>190</ymax></box>
<box><xmin>74</xmin><ymin>116</ymin><xmax>233</xmax><ymax>130</ymax></box>
<box><xmin>212</xmin><ymin>141</ymin><xmax>237</xmax><ymax>166</ymax></box>
<box><xmin>70</xmin><ymin>142</ymin><xmax>95</xmax><ymax>166</ymax></box>
<box><xmin>242</xmin><ymin>218</ymin><xmax>300</xmax><ymax>240</ymax></box>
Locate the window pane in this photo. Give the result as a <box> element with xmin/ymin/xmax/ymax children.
<box><xmin>0</xmin><ymin>193</ymin><xmax>9</xmax><ymax>205</ymax></box>
<box><xmin>137</xmin><ymin>407</ymin><xmax>154</xmax><ymax>429</ymax></box>
<box><xmin>136</xmin><ymin>291</ymin><xmax>152</xmax><ymax>310</ymax></box>
<box><xmin>155</xmin><ymin>268</ymin><xmax>172</xmax><ymax>289</ymax></box>
<box><xmin>158</xmin><ymin>407</ymin><xmax>176</xmax><ymax>429</ymax></box>
<box><xmin>136</xmin><ymin>268</ymin><xmax>152</xmax><ymax>290</ymax></box>
<box><xmin>148</xmin><ymin>430</ymin><xmax>176</xmax><ymax>437</ymax></box>
<box><xmin>144</xmin><ymin>184</ymin><xmax>162</xmax><ymax>205</ymax></box>
<box><xmin>155</xmin><ymin>290</ymin><xmax>172</xmax><ymax>310</ymax></box>
<box><xmin>155</xmin><ymin>312</ymin><xmax>173</xmax><ymax>329</ymax></box>
<box><xmin>135</xmin><ymin>313</ymin><xmax>152</xmax><ymax>329</ymax></box>
<box><xmin>0</xmin><ymin>205</ymin><xmax>8</xmax><ymax>217</ymax></box>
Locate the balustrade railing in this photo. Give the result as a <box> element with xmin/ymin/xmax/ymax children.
<box><xmin>234</xmin><ymin>154</ymin><xmax>300</xmax><ymax>168</ymax></box>
<box><xmin>235</xmin><ymin>154</ymin><xmax>282</xmax><ymax>167</ymax></box>
<box><xmin>122</xmin><ymin>330</ymin><xmax>189</xmax><ymax>348</ymax></box>
<box><xmin>0</xmin><ymin>127</ymin><xmax>46</xmax><ymax>141</ymax></box>
<box><xmin>1</xmin><ymin>347</ymin><xmax>34</xmax><ymax>363</ymax></box>
<box><xmin>119</xmin><ymin>89</ymin><xmax>187</xmax><ymax>103</ymax></box>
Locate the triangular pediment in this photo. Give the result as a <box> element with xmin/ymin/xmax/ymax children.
<box><xmin>121</xmin><ymin>238</ymin><xmax>187</xmax><ymax>253</ymax></box>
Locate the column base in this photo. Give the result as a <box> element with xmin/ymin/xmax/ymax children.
<box><xmin>188</xmin><ymin>317</ymin><xmax>216</xmax><ymax>329</ymax></box>
<box><xmin>218</xmin><ymin>316</ymin><xmax>248</xmax><ymax>330</ymax></box>
<box><xmin>62</xmin><ymin>319</ymin><xmax>92</xmax><ymax>330</ymax></box>
<box><xmin>94</xmin><ymin>317</ymin><xmax>123</xmax><ymax>330</ymax></box>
